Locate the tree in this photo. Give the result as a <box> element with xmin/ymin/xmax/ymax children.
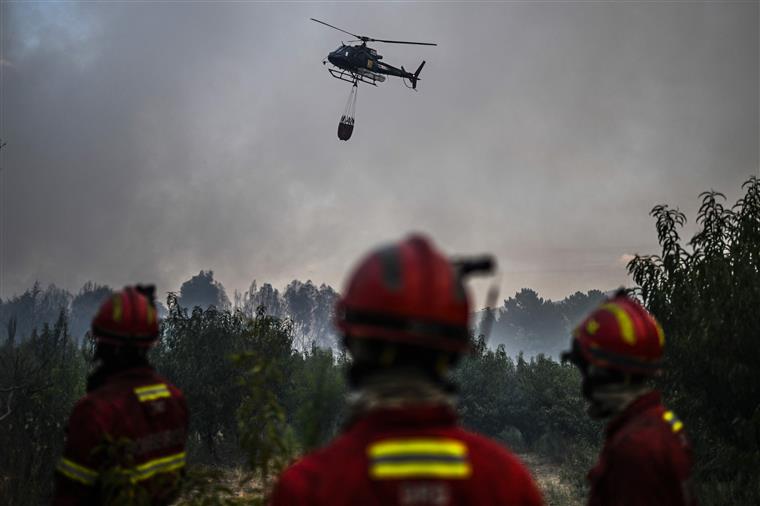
<box><xmin>492</xmin><ymin>288</ymin><xmax>604</xmax><ymax>358</ymax></box>
<box><xmin>153</xmin><ymin>294</ymin><xmax>247</xmax><ymax>462</ymax></box>
<box><xmin>0</xmin><ymin>283</ymin><xmax>72</xmax><ymax>343</ymax></box>
<box><xmin>628</xmin><ymin>176</ymin><xmax>760</xmax><ymax>505</ymax></box>
<box><xmin>282</xmin><ymin>280</ymin><xmax>318</xmax><ymax>349</ymax></box>
<box><xmin>177</xmin><ymin>271</ymin><xmax>230</xmax><ymax>311</ymax></box>
<box><xmin>69</xmin><ymin>282</ymin><xmax>112</xmax><ymax>342</ymax></box>
<box><xmin>311</xmin><ymin>284</ymin><xmax>339</xmax><ymax>349</ymax></box>
<box><xmin>0</xmin><ymin>310</ymin><xmax>87</xmax><ymax>505</ymax></box>
<box><xmin>240</xmin><ymin>281</ymin><xmax>283</xmax><ymax>318</ymax></box>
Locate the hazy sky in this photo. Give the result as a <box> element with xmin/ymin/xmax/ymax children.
<box><xmin>1</xmin><ymin>2</ymin><xmax>758</xmax><ymax>307</ymax></box>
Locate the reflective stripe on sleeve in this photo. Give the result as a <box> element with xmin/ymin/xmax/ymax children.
<box><xmin>56</xmin><ymin>451</ymin><xmax>185</xmax><ymax>486</ymax></box>
<box><xmin>663</xmin><ymin>410</ymin><xmax>684</xmax><ymax>433</ymax></box>
<box><xmin>131</xmin><ymin>452</ymin><xmax>186</xmax><ymax>482</ymax></box>
<box><xmin>134</xmin><ymin>383</ymin><xmax>171</xmax><ymax>402</ymax></box>
<box><xmin>57</xmin><ymin>457</ymin><xmax>99</xmax><ymax>486</ymax></box>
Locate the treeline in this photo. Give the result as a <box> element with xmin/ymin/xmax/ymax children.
<box><xmin>1</xmin><ymin>274</ymin><xmax>605</xmax><ymax>360</ymax></box>
<box><xmin>0</xmin><ymin>275</ymin><xmax>341</xmax><ymax>349</ymax></box>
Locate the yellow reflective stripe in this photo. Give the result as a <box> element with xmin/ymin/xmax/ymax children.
<box><xmin>131</xmin><ymin>452</ymin><xmax>186</xmax><ymax>482</ymax></box>
<box><xmin>371</xmin><ymin>462</ymin><xmax>472</xmax><ymax>479</ymax></box>
<box><xmin>134</xmin><ymin>384</ymin><xmax>170</xmax><ymax>402</ymax></box>
<box><xmin>135</xmin><ymin>451</ymin><xmax>185</xmax><ymax>472</ymax></box>
<box><xmin>56</xmin><ymin>453</ymin><xmax>185</xmax><ymax>485</ymax></box>
<box><xmin>586</xmin><ymin>318</ymin><xmax>600</xmax><ymax>335</ymax></box>
<box><xmin>134</xmin><ymin>383</ymin><xmax>167</xmax><ymax>394</ymax></box>
<box><xmin>662</xmin><ymin>410</ymin><xmax>684</xmax><ymax>433</ymax></box>
<box><xmin>601</xmin><ymin>303</ymin><xmax>636</xmax><ymax>345</ymax></box>
<box><xmin>368</xmin><ymin>439</ymin><xmax>467</xmax><ymax>458</ymax></box>
<box><xmin>368</xmin><ymin>438</ymin><xmax>470</xmax><ymax>480</ymax></box>
<box><xmin>57</xmin><ymin>457</ymin><xmax>98</xmax><ymax>486</ymax></box>
<box><xmin>146</xmin><ymin>304</ymin><xmax>156</xmax><ymax>325</ymax></box>
<box><xmin>112</xmin><ymin>295</ymin><xmax>123</xmax><ymax>322</ymax></box>
<box><xmin>137</xmin><ymin>390</ymin><xmax>171</xmax><ymax>402</ymax></box>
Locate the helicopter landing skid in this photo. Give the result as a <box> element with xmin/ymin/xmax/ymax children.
<box><xmin>328</xmin><ymin>68</ymin><xmax>378</xmax><ymax>87</ymax></box>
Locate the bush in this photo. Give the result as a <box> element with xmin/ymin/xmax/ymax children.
<box><xmin>455</xmin><ymin>335</ymin><xmax>599</xmax><ymax>464</ymax></box>
<box><xmin>0</xmin><ymin>310</ymin><xmax>88</xmax><ymax>505</ymax></box>
<box><xmin>628</xmin><ymin>176</ymin><xmax>760</xmax><ymax>505</ymax></box>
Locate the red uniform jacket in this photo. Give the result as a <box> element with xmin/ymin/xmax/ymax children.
<box><xmin>53</xmin><ymin>367</ymin><xmax>188</xmax><ymax>506</ymax></box>
<box><xmin>270</xmin><ymin>405</ymin><xmax>544</xmax><ymax>506</ymax></box>
<box><xmin>588</xmin><ymin>391</ymin><xmax>695</xmax><ymax>506</ymax></box>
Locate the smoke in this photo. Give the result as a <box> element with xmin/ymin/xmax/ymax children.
<box><xmin>2</xmin><ymin>2</ymin><xmax>757</xmax><ymax>302</ymax></box>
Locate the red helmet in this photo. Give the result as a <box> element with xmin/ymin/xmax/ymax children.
<box><xmin>335</xmin><ymin>234</ymin><xmax>471</xmax><ymax>353</ymax></box>
<box><xmin>91</xmin><ymin>286</ymin><xmax>159</xmax><ymax>347</ymax></box>
<box><xmin>570</xmin><ymin>293</ymin><xmax>664</xmax><ymax>376</ymax></box>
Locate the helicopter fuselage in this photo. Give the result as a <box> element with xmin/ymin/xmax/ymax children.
<box><xmin>326</xmin><ymin>44</ymin><xmax>413</xmax><ymax>84</ymax></box>
<box><xmin>312</xmin><ymin>18</ymin><xmax>433</xmax><ymax>89</ymax></box>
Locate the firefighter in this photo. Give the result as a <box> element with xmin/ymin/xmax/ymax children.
<box><xmin>270</xmin><ymin>234</ymin><xmax>544</xmax><ymax>506</ymax></box>
<box><xmin>562</xmin><ymin>290</ymin><xmax>695</xmax><ymax>506</ymax></box>
<box><xmin>53</xmin><ymin>285</ymin><xmax>188</xmax><ymax>506</ymax></box>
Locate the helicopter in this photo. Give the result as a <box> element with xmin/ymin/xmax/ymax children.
<box><xmin>311</xmin><ymin>18</ymin><xmax>436</xmax><ymax>89</ymax></box>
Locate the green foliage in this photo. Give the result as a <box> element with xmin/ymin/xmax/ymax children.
<box><xmin>232</xmin><ymin>307</ymin><xmax>297</xmax><ymax>484</ymax></box>
<box><xmin>290</xmin><ymin>345</ymin><xmax>347</xmax><ymax>451</ymax></box>
<box><xmin>455</xmin><ymin>335</ymin><xmax>599</xmax><ymax>460</ymax></box>
<box><xmin>0</xmin><ymin>309</ymin><xmax>88</xmax><ymax>505</ymax></box>
<box><xmin>153</xmin><ymin>295</ymin><xmax>250</xmax><ymax>462</ymax></box>
<box><xmin>155</xmin><ymin>300</ymin><xmax>346</xmax><ymax>502</ymax></box>
<box><xmin>455</xmin><ymin>337</ymin><xmax>517</xmax><ymax>438</ymax></box>
<box><xmin>628</xmin><ymin>176</ymin><xmax>760</xmax><ymax>505</ymax></box>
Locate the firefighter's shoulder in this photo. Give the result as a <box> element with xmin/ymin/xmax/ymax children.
<box><xmin>618</xmin><ymin>404</ymin><xmax>687</xmax><ymax>443</ymax></box>
<box><xmin>270</xmin><ymin>431</ymin><xmax>364</xmax><ymax>505</ymax></box>
<box><xmin>608</xmin><ymin>406</ymin><xmax>691</xmax><ymax>472</ymax></box>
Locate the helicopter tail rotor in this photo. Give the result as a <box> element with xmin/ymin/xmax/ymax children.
<box><xmin>411</xmin><ymin>60</ymin><xmax>425</xmax><ymax>90</ymax></box>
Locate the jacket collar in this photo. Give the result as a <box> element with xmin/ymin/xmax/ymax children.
<box><xmin>350</xmin><ymin>404</ymin><xmax>459</xmax><ymax>433</ymax></box>
<box><xmin>605</xmin><ymin>390</ymin><xmax>662</xmax><ymax>438</ymax></box>
<box><xmin>87</xmin><ymin>365</ymin><xmax>157</xmax><ymax>392</ymax></box>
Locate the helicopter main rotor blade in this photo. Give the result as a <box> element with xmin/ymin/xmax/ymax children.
<box><xmin>369</xmin><ymin>38</ymin><xmax>437</xmax><ymax>46</ymax></box>
<box><xmin>310</xmin><ymin>18</ymin><xmax>361</xmax><ymax>39</ymax></box>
